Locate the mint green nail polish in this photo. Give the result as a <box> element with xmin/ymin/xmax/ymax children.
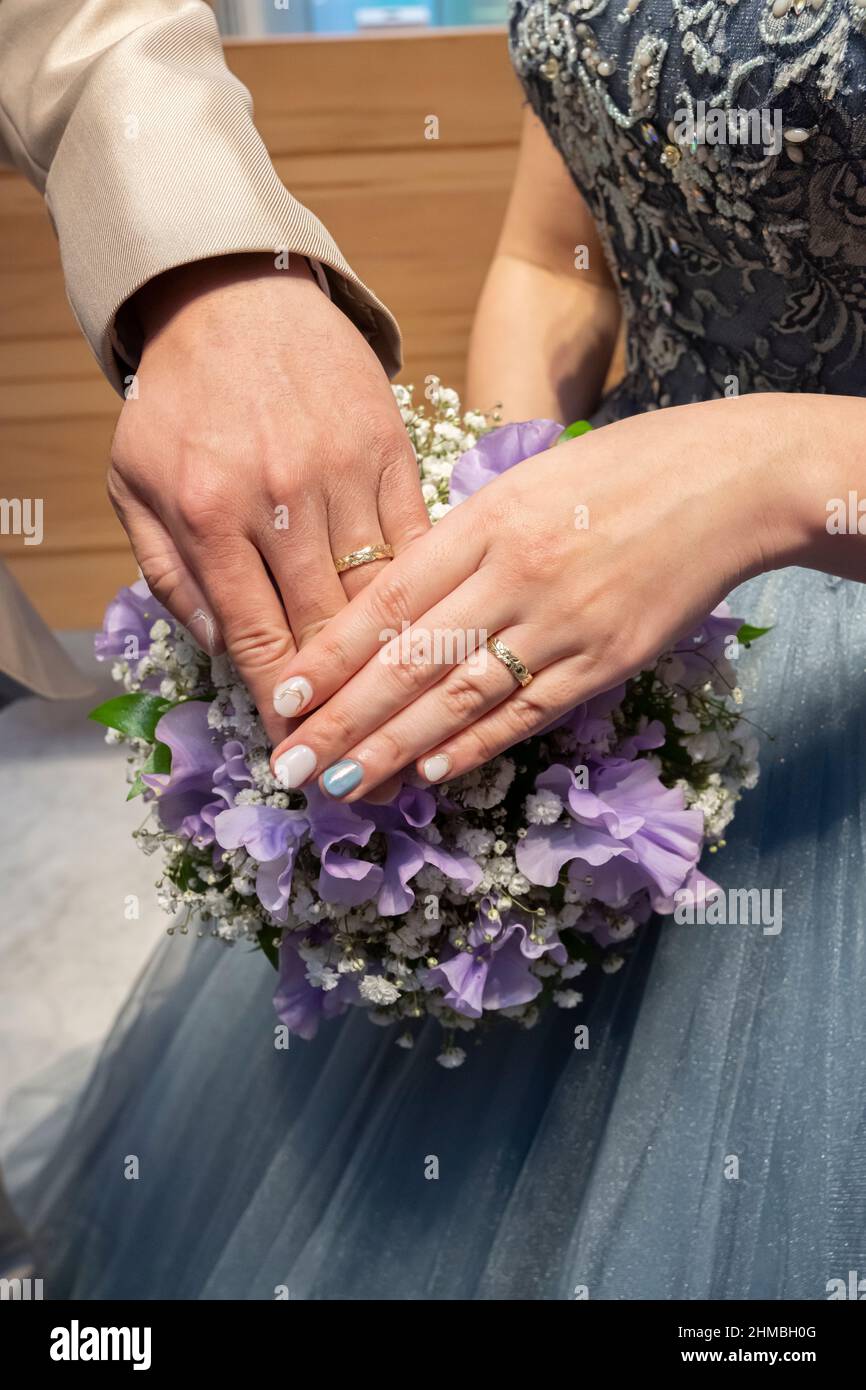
<box><xmin>322</xmin><ymin>759</ymin><xmax>363</xmax><ymax>797</ymax></box>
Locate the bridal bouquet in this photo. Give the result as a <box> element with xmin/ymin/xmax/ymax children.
<box><xmin>92</xmin><ymin>379</ymin><xmax>762</xmax><ymax>1066</ymax></box>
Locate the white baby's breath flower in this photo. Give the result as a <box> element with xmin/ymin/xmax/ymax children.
<box><xmin>559</xmin><ymin>904</ymin><xmax>584</xmax><ymax>928</ymax></box>
<box><xmin>359</xmin><ymin>975</ymin><xmax>402</xmax><ymax>1006</ymax></box>
<box><xmin>553</xmin><ymin>989</ymin><xmax>583</xmax><ymax>1008</ymax></box>
<box><xmin>608</xmin><ymin>915</ymin><xmax>637</xmax><ymax>942</ymax></box>
<box><xmin>489</xmin><ymin>856</ymin><xmax>516</xmax><ymax>887</ymax></box>
<box><xmin>463</xmin><ymin>410</ymin><xmax>488</xmax><ymax>431</ymax></box>
<box><xmin>337</xmin><ymin>950</ymin><xmax>366</xmax><ymax>974</ymax></box>
<box><xmin>306</xmin><ymin>963</ymin><xmax>340</xmax><ymax>992</ymax></box>
<box><xmin>456</xmin><ymin>827</ymin><xmax>495</xmax><ymax>857</ymax></box>
<box><xmin>561</xmin><ymin>957</ymin><xmax>588</xmax><ymax>979</ymax></box>
<box><xmin>525</xmin><ymin>788</ymin><xmax>563</xmax><ymax>825</ymax></box>
<box><xmin>684</xmin><ymin>730</ymin><xmax>722</xmax><ymax>763</ymax></box>
<box><xmin>436</xmin><ymin>1046</ymin><xmax>466</xmax><ymax>1069</ymax></box>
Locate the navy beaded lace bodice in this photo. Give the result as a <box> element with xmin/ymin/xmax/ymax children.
<box><xmin>509</xmin><ymin>0</ymin><xmax>866</xmax><ymax>414</ymax></box>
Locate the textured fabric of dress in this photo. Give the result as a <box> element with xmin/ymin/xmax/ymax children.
<box><xmin>13</xmin><ymin>1</ymin><xmax>866</xmax><ymax>1299</ymax></box>
<box><xmin>511</xmin><ymin>0</ymin><xmax>866</xmax><ymax>413</ymax></box>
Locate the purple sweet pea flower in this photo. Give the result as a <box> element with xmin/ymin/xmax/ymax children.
<box><xmin>618</xmin><ymin>716</ymin><xmax>666</xmax><ymax>761</ymax></box>
<box><xmin>212</xmin><ymin>741</ymin><xmax>253</xmax><ymax>805</ymax></box>
<box><xmin>427</xmin><ymin>900</ymin><xmax>567</xmax><ymax>1019</ymax></box>
<box><xmin>449</xmin><ymin>419</ymin><xmax>562</xmax><ymax>504</ymax></box>
<box><xmin>273</xmin><ymin>936</ymin><xmax>356</xmax><ymax>1040</ymax></box>
<box><xmin>517</xmin><ymin>757</ymin><xmax>703</xmax><ymax>910</ymax></box>
<box><xmin>653</xmin><ymin>865</ymin><xmax>724</xmax><ymax>916</ymax></box>
<box><xmin>367</xmin><ymin>785</ymin><xmax>482</xmax><ymax>915</ymax></box>
<box><xmin>215</xmin><ymin>803</ymin><xmax>310</xmax><ymax>922</ymax></box>
<box><xmin>142</xmin><ymin>701</ymin><xmax>224</xmax><ymax>845</ymax></box>
<box><xmin>305</xmin><ymin>789</ymin><xmax>384</xmax><ymax>908</ymax></box>
<box><xmin>94</xmin><ymin>579</ymin><xmax>172</xmax><ymax>663</ymax></box>
<box><xmin>303</xmin><ymin>785</ymin><xmax>482</xmax><ymax>916</ymax></box>
<box><xmin>540</xmin><ymin>682</ymin><xmax>626</xmax><ymax>746</ymax></box>
<box><xmin>199</xmin><ymin>740</ymin><xmax>254</xmax><ymax>841</ymax></box>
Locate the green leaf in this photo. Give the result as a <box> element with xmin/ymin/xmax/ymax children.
<box><xmin>736</xmin><ymin>623</ymin><xmax>773</xmax><ymax>648</ymax></box>
<box><xmin>169</xmin><ymin>856</ymin><xmax>209</xmax><ymax>894</ymax></box>
<box><xmin>257</xmin><ymin>930</ymin><xmax>282</xmax><ymax>971</ymax></box>
<box><xmin>88</xmin><ymin>692</ymin><xmax>173</xmax><ymax>741</ymax></box>
<box><xmin>557</xmin><ymin>420</ymin><xmax>594</xmax><ymax>444</ymax></box>
<box><xmin>126</xmin><ymin>740</ymin><xmax>172</xmax><ymax>800</ymax></box>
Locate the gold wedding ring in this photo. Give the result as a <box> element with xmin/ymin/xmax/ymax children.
<box><xmin>486</xmin><ymin>636</ymin><xmax>534</xmax><ymax>687</ymax></box>
<box><xmin>333</xmin><ymin>543</ymin><xmax>395</xmax><ymax>574</ymax></box>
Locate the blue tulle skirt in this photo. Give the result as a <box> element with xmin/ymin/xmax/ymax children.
<box><xmin>15</xmin><ymin>564</ymin><xmax>866</xmax><ymax>1298</ymax></box>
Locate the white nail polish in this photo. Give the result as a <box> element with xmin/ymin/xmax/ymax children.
<box><xmin>273</xmin><ymin>676</ymin><xmax>313</xmax><ymax>718</ymax></box>
<box><xmin>423</xmin><ymin>753</ymin><xmax>452</xmax><ymax>783</ymax></box>
<box><xmin>274</xmin><ymin>744</ymin><xmax>317</xmax><ymax>789</ymax></box>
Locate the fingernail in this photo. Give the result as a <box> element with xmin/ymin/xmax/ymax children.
<box><xmin>273</xmin><ymin>676</ymin><xmax>313</xmax><ymax>718</ymax></box>
<box><xmin>422</xmin><ymin>753</ymin><xmax>452</xmax><ymax>783</ymax></box>
<box><xmin>322</xmin><ymin>758</ymin><xmax>363</xmax><ymax>798</ymax></box>
<box><xmin>273</xmin><ymin>744</ymin><xmax>317</xmax><ymax>789</ymax></box>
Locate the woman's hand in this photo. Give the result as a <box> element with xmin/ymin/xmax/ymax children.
<box><xmin>268</xmin><ymin>394</ymin><xmax>814</xmax><ymax>799</ymax></box>
<box><xmin>107</xmin><ymin>253</ymin><xmax>429</xmax><ymax>742</ymax></box>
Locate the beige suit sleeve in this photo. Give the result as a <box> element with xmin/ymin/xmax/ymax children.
<box><xmin>0</xmin><ymin>0</ymin><xmax>401</xmax><ymax>392</ymax></box>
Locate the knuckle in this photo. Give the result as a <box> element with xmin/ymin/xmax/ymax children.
<box><xmin>508</xmin><ymin>532</ymin><xmax>555</xmax><ymax>583</ymax></box>
<box><xmin>463</xmin><ymin>724</ymin><xmax>499</xmax><ymax>767</ymax></box>
<box><xmin>294</xmin><ymin>614</ymin><xmax>332</xmax><ymax>647</ymax></box>
<box><xmin>316</xmin><ymin>702</ymin><xmax>360</xmax><ymax>749</ymax></box>
<box><xmin>505</xmin><ymin>690</ymin><xmax>548</xmax><ymax>737</ymax></box>
<box><xmin>317</xmin><ymin>632</ymin><xmax>356</xmax><ymax>681</ymax></box>
<box><xmin>109</xmin><ymin>416</ymin><xmax>133</xmax><ymax>473</ymax></box>
<box><xmin>228</xmin><ymin>624</ymin><xmax>294</xmax><ymax>676</ymax></box>
<box><xmin>370</xmin><ymin>724</ymin><xmax>404</xmax><ymax>767</ymax></box>
<box><xmin>377</xmin><ymin>436</ymin><xmax>416</xmax><ymax>480</ymax></box>
<box><xmin>261</xmin><ymin>462</ymin><xmax>300</xmax><ymax>511</ymax></box>
<box><xmin>175</xmin><ymin>482</ymin><xmax>231</xmax><ymax>539</ymax></box>
<box><xmin>473</xmin><ymin>494</ymin><xmax>506</xmax><ymax>539</ymax></box>
<box><xmin>364</xmin><ymin>412</ymin><xmax>414</xmax><ymax>471</ymax></box>
<box><xmin>368</xmin><ymin>571</ymin><xmax>414</xmax><ymax>634</ymax></box>
<box><xmin>138</xmin><ymin>560</ymin><xmax>185</xmax><ymax>618</ymax></box>
<box><xmin>382</xmin><ymin>649</ymin><xmax>433</xmax><ymax>698</ymax></box>
<box><xmin>579</xmin><ymin>615</ymin><xmax>628</xmax><ymax>678</ymax></box>
<box><xmin>105</xmin><ymin>469</ymin><xmax>129</xmax><ymax>520</ymax></box>
<box><xmin>441</xmin><ymin>672</ymin><xmax>489</xmax><ymax>722</ymax></box>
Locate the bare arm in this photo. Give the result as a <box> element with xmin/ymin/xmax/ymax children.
<box><xmin>467</xmin><ymin>110</ymin><xmax>621</xmax><ymax>423</ymax></box>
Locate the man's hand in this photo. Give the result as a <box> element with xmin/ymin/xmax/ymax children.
<box><xmin>107</xmin><ymin>254</ymin><xmax>429</xmax><ymax>742</ymax></box>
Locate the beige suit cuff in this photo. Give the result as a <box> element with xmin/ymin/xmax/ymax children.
<box><xmin>43</xmin><ymin>20</ymin><xmax>400</xmax><ymax>393</ymax></box>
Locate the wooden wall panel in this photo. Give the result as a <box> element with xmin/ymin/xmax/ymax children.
<box><xmin>0</xmin><ymin>31</ymin><xmax>523</xmax><ymax>628</ymax></box>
